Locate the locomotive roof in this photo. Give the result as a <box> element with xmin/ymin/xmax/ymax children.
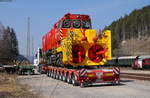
<box><xmin>61</xmin><ymin>13</ymin><xmax>90</xmax><ymax>20</ymax></box>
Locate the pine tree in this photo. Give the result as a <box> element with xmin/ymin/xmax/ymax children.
<box><xmin>0</xmin><ymin>22</ymin><xmax>5</xmax><ymax>40</ymax></box>
<box><xmin>0</xmin><ymin>26</ymin><xmax>19</xmax><ymax>64</ymax></box>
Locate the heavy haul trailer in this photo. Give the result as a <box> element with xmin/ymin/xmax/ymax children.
<box><xmin>39</xmin><ymin>13</ymin><xmax>120</xmax><ymax>87</ymax></box>
<box><xmin>46</xmin><ymin>66</ymin><xmax>120</xmax><ymax>87</ymax></box>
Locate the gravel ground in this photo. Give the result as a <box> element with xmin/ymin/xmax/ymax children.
<box><xmin>18</xmin><ymin>74</ymin><xmax>150</xmax><ymax>98</ymax></box>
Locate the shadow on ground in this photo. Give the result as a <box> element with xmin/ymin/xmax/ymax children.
<box><xmin>83</xmin><ymin>79</ymin><xmax>134</xmax><ymax>88</ymax></box>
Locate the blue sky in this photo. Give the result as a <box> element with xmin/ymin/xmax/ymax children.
<box><xmin>0</xmin><ymin>0</ymin><xmax>150</xmax><ymax>56</ymax></box>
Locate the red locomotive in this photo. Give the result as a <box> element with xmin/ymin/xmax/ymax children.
<box><xmin>41</xmin><ymin>13</ymin><xmax>112</xmax><ymax>67</ymax></box>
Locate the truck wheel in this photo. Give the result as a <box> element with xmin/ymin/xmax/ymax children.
<box><xmin>32</xmin><ymin>70</ymin><xmax>35</xmax><ymax>75</ymax></box>
<box><xmin>72</xmin><ymin>74</ymin><xmax>78</xmax><ymax>86</ymax></box>
<box><xmin>17</xmin><ymin>69</ymin><xmax>20</xmax><ymax>75</ymax></box>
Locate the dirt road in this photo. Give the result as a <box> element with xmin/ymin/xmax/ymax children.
<box><xmin>18</xmin><ymin>75</ymin><xmax>150</xmax><ymax>98</ymax></box>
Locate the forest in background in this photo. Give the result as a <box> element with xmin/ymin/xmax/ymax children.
<box><xmin>105</xmin><ymin>5</ymin><xmax>150</xmax><ymax>56</ymax></box>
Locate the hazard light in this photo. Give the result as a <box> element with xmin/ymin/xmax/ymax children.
<box><xmin>104</xmin><ymin>73</ymin><xmax>114</xmax><ymax>77</ymax></box>
<box><xmin>87</xmin><ymin>73</ymin><xmax>95</xmax><ymax>77</ymax></box>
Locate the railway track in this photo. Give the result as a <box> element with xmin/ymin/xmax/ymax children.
<box><xmin>121</xmin><ymin>72</ymin><xmax>150</xmax><ymax>81</ymax></box>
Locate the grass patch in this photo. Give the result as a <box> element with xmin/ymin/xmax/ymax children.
<box><xmin>0</xmin><ymin>73</ymin><xmax>38</xmax><ymax>98</ymax></box>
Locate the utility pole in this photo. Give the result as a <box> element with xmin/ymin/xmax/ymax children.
<box><xmin>32</xmin><ymin>36</ymin><xmax>34</xmax><ymax>63</ymax></box>
<box><xmin>26</xmin><ymin>17</ymin><xmax>30</xmax><ymax>60</ymax></box>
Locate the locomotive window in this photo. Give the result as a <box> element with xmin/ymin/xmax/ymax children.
<box><xmin>62</xmin><ymin>19</ymin><xmax>71</xmax><ymax>28</ymax></box>
<box><xmin>73</xmin><ymin>19</ymin><xmax>81</xmax><ymax>28</ymax></box>
<box><xmin>82</xmin><ymin>20</ymin><xmax>91</xmax><ymax>29</ymax></box>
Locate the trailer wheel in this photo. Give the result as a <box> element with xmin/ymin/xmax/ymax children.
<box><xmin>115</xmin><ymin>80</ymin><xmax>120</xmax><ymax>85</ymax></box>
<box><xmin>80</xmin><ymin>82</ymin><xmax>85</xmax><ymax>88</ymax></box>
<box><xmin>112</xmin><ymin>80</ymin><xmax>120</xmax><ymax>85</ymax></box>
<box><xmin>50</xmin><ymin>70</ymin><xmax>52</xmax><ymax>77</ymax></box>
<box><xmin>72</xmin><ymin>74</ymin><xmax>78</xmax><ymax>86</ymax></box>
<box><xmin>54</xmin><ymin>71</ymin><xmax>56</xmax><ymax>79</ymax></box>
<box><xmin>52</xmin><ymin>71</ymin><xmax>54</xmax><ymax>78</ymax></box>
<box><xmin>67</xmin><ymin>74</ymin><xmax>72</xmax><ymax>84</ymax></box>
<box><xmin>63</xmin><ymin>73</ymin><xmax>67</xmax><ymax>82</ymax></box>
<box><xmin>49</xmin><ymin>71</ymin><xmax>51</xmax><ymax>77</ymax></box>
<box><xmin>56</xmin><ymin>72</ymin><xmax>59</xmax><ymax>80</ymax></box>
<box><xmin>59</xmin><ymin>73</ymin><xmax>63</xmax><ymax>81</ymax></box>
<box><xmin>47</xmin><ymin>71</ymin><xmax>49</xmax><ymax>77</ymax></box>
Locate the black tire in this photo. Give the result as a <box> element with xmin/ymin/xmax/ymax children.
<box><xmin>72</xmin><ymin>74</ymin><xmax>79</xmax><ymax>86</ymax></box>
<box><xmin>112</xmin><ymin>80</ymin><xmax>120</xmax><ymax>85</ymax></box>
<box><xmin>67</xmin><ymin>74</ymin><xmax>72</xmax><ymax>84</ymax></box>
<box><xmin>52</xmin><ymin>71</ymin><xmax>54</xmax><ymax>78</ymax></box>
<box><xmin>59</xmin><ymin>73</ymin><xmax>63</xmax><ymax>81</ymax></box>
<box><xmin>54</xmin><ymin>72</ymin><xmax>56</xmax><ymax>79</ymax></box>
<box><xmin>32</xmin><ymin>70</ymin><xmax>35</xmax><ymax>75</ymax></box>
<box><xmin>49</xmin><ymin>71</ymin><xmax>51</xmax><ymax>77</ymax></box>
<box><xmin>29</xmin><ymin>70</ymin><xmax>32</xmax><ymax>75</ymax></box>
<box><xmin>50</xmin><ymin>70</ymin><xmax>53</xmax><ymax>77</ymax></box>
<box><xmin>47</xmin><ymin>71</ymin><xmax>49</xmax><ymax>77</ymax></box>
<box><xmin>18</xmin><ymin>71</ymin><xmax>21</xmax><ymax>75</ymax></box>
<box><xmin>80</xmin><ymin>82</ymin><xmax>85</xmax><ymax>88</ymax></box>
<box><xmin>62</xmin><ymin>73</ymin><xmax>67</xmax><ymax>82</ymax></box>
<box><xmin>57</xmin><ymin>72</ymin><xmax>60</xmax><ymax>80</ymax></box>
<box><xmin>56</xmin><ymin>72</ymin><xmax>59</xmax><ymax>80</ymax></box>
<box><xmin>115</xmin><ymin>80</ymin><xmax>120</xmax><ymax>85</ymax></box>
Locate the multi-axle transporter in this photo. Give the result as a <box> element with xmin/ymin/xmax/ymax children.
<box><xmin>36</xmin><ymin>13</ymin><xmax>120</xmax><ymax>87</ymax></box>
